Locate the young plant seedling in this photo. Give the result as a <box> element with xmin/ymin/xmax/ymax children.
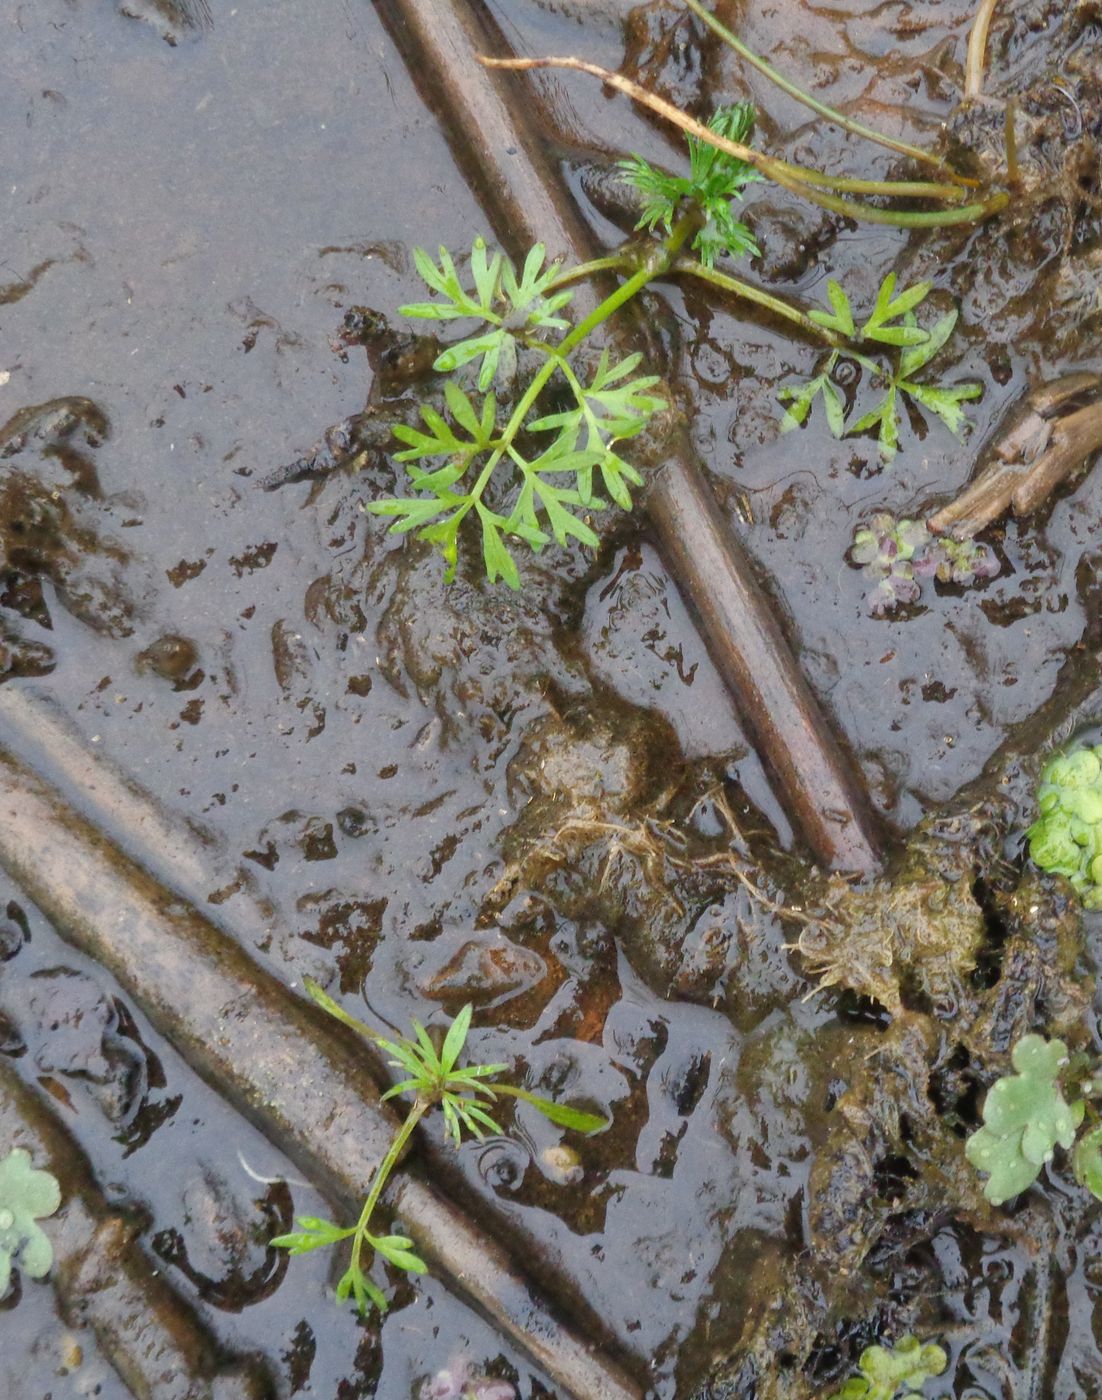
<box><xmin>850</xmin><ymin>513</ymin><xmax>998</xmax><ymax>615</ymax></box>
<box><xmin>779</xmin><ymin>275</ymin><xmax>983</xmax><ymax>461</ymax></box>
<box><xmin>272</xmin><ymin>983</ymin><xmax>606</xmax><ymax>1315</ymax></box>
<box><xmin>360</xmin><ymin>95</ymin><xmax>998</xmax><ymax>579</ymax></box>
<box><xmin>616</xmin><ymin>102</ymin><xmax>762</xmax><ymax>267</ymax></box>
<box><xmin>369</xmin><ymin>104</ymin><xmax>862</xmax><ymax>585</ymax></box>
<box><xmin>367</xmin><ymin>238</ymin><xmax>665</xmax><ymax>588</ymax></box>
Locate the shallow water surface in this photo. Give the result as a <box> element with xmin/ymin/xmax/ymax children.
<box><xmin>1</xmin><ymin>0</ymin><xmax>1100</xmax><ymax>1396</ymax></box>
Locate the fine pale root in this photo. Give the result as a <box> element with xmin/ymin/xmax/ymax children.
<box><xmin>965</xmin><ymin>0</ymin><xmax>1004</xmax><ymax>102</ymax></box>
<box><xmin>495</xmin><ymin>785</ymin><xmax>822</xmax><ymax>933</ymax></box>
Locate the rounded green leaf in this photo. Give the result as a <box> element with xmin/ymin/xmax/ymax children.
<box><xmin>1028</xmin><ymin>813</ymin><xmax>1081</xmax><ymax>877</ymax></box>
<box><xmin>1043</xmin><ymin>749</ymin><xmax>1101</xmax><ymax>789</ymax></box>
<box><xmin>0</xmin><ymin>1149</ymin><xmax>61</xmax><ymax>1292</ymax></box>
<box><xmin>1062</xmin><ymin>787</ymin><xmax>1102</xmax><ymax>824</ymax></box>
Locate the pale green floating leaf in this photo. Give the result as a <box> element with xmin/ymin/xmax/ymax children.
<box><xmin>0</xmin><ymin>1148</ymin><xmax>62</xmax><ymax>1296</ymax></box>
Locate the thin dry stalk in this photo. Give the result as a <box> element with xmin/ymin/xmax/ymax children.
<box><xmin>479</xmin><ymin>55</ymin><xmax>1007</xmax><ymax>228</ymax></box>
<box><xmin>965</xmin><ymin>0</ymin><xmax>1003</xmax><ymax>101</ymax></box>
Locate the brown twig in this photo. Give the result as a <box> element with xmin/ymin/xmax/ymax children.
<box><xmin>929</xmin><ymin>374</ymin><xmax>1102</xmax><ymax>539</ymax></box>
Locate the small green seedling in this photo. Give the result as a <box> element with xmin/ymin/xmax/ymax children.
<box><xmin>368</xmin><ymin>105</ymin><xmax>825</xmax><ymax>586</ymax></box>
<box><xmin>273</xmin><ymin>984</ymin><xmax>606</xmax><ymax>1315</ymax></box>
<box><xmin>360</xmin><ymin>95</ymin><xmax>998</xmax><ymax>580</ymax></box>
<box><xmin>0</xmin><ymin>1148</ymin><xmax>62</xmax><ymax>1296</ymax></box>
<box><xmin>1026</xmin><ymin>745</ymin><xmax>1102</xmax><ymax>908</ymax></box>
<box><xmin>827</xmin><ymin>1336</ymin><xmax>948</xmax><ymax>1400</ymax></box>
<box><xmin>779</xmin><ymin>275</ymin><xmax>982</xmax><ymax>461</ymax></box>
<box><xmin>965</xmin><ymin>1033</ymin><xmax>1102</xmax><ymax>1206</ymax></box>
<box><xmin>617</xmin><ymin>103</ymin><xmax>762</xmax><ymax>267</ymax></box>
<box><xmin>368</xmin><ymin>238</ymin><xmax>664</xmax><ymax>588</ymax></box>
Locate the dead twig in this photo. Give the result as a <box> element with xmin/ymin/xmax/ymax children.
<box><xmin>929</xmin><ymin>373</ymin><xmax>1102</xmax><ymax>539</ymax></box>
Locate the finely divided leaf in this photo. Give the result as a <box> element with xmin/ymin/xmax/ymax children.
<box><xmin>402</xmin><ymin>245</ymin><xmax>494</xmax><ymax>322</ymax></box>
<box><xmin>271</xmin><ymin>1217</ymin><xmax>354</xmax><ymax>1254</ymax></box>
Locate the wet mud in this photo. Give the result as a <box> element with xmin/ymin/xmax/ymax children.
<box><xmin>2</xmin><ymin>0</ymin><xmax>1102</xmax><ymax>1397</ymax></box>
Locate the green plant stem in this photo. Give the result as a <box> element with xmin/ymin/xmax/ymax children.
<box><xmin>779</xmin><ymin>166</ymin><xmax>969</xmax><ymax>202</ymax></box>
<box><xmin>545</xmin><ymin>254</ymin><xmax>633</xmax><ymax>290</ymax></box>
<box><xmin>349</xmin><ymin>1099</ymin><xmax>428</xmax><ymax>1281</ymax></box>
<box><xmin>683</xmin><ymin>0</ymin><xmax>966</xmax><ymax>179</ymax></box>
<box><xmin>673</xmin><ymin>258</ymin><xmax>843</xmax><ymax>346</ymax></box>
<box><xmin>766</xmin><ymin>162</ymin><xmax>1010</xmax><ymax>226</ymax></box>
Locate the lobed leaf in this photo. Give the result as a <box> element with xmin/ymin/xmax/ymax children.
<box><xmin>777</xmin><ymin>363</ymin><xmax>844</xmax><ymax>438</ymax></box>
<box><xmin>849</xmin><ymin>387</ymin><xmax>899</xmax><ymax>461</ymax></box>
<box><xmin>0</xmin><ymin>1149</ymin><xmax>61</xmax><ymax>1295</ymax></box>
<box><xmin>965</xmin><ymin>1034</ymin><xmax>1086</xmax><ymax>1204</ymax></box>
<box><xmin>809</xmin><ymin>279</ymin><xmax>856</xmax><ymax>339</ymax></box>
<box><xmin>900</xmin><ymin>380</ymin><xmax>982</xmax><ymax>438</ymax></box>
<box><xmin>899</xmin><ymin>308</ymin><xmax>958</xmax><ymax>377</ymax></box>
<box><xmin>271</xmin><ymin>1216</ymin><xmax>353</xmax><ymax>1254</ymax></box>
<box><xmin>860</xmin><ymin>272</ymin><xmax>932</xmax><ymax>344</ymax></box>
<box><xmin>337</xmin><ymin>1261</ymin><xmax>387</xmax><ymax>1316</ymax></box>
<box><xmin>828</xmin><ymin>1336</ymin><xmax>947</xmax><ymax>1400</ymax></box>
<box><xmin>370</xmin><ymin>1232</ymin><xmax>428</xmax><ymax>1275</ymax></box>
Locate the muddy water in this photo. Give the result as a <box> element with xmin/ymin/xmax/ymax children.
<box><xmin>1</xmin><ymin>0</ymin><xmax>1100</xmax><ymax>1397</ymax></box>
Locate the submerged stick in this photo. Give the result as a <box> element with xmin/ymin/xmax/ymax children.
<box><xmin>0</xmin><ymin>745</ymin><xmax>642</xmax><ymax>1400</ymax></box>
<box><xmin>377</xmin><ymin>0</ymin><xmax>882</xmax><ymax>873</ymax></box>
<box><xmin>0</xmin><ymin>1062</ymin><xmax>272</xmax><ymax>1400</ymax></box>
